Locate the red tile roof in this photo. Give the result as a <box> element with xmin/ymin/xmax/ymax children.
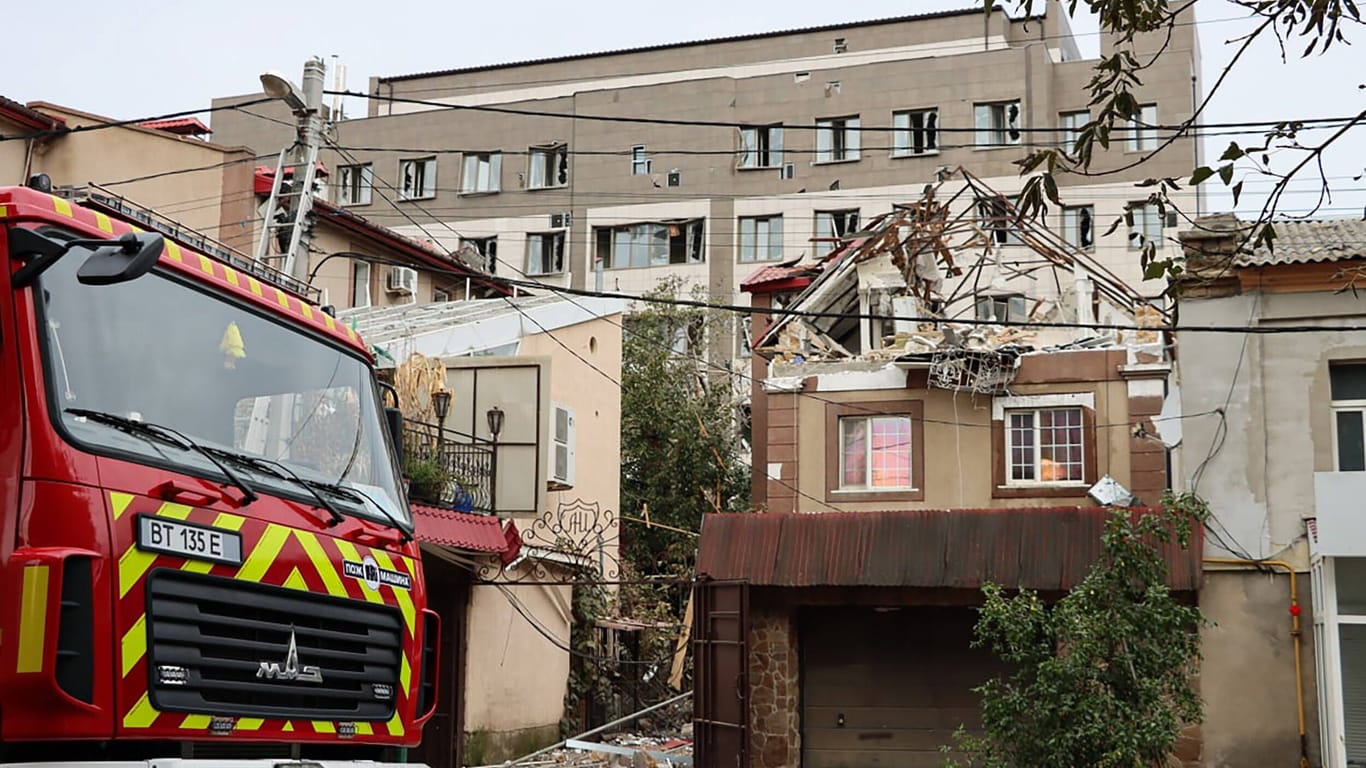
<box><xmin>0</xmin><ymin>96</ymin><xmax>64</xmax><ymax>132</ymax></box>
<box><xmin>139</xmin><ymin>117</ymin><xmax>211</xmax><ymax>136</ymax></box>
<box><xmin>696</xmin><ymin>508</ymin><xmax>1203</xmax><ymax>591</ymax></box>
<box><xmin>412</xmin><ymin>504</ymin><xmax>511</xmax><ymax>553</ymax></box>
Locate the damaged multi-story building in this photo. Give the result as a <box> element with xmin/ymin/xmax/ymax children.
<box><xmin>693</xmin><ymin>172</ymin><xmax>1199</xmax><ymax>768</ymax></box>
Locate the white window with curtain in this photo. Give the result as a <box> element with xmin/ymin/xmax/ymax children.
<box><xmin>1128</xmin><ymin>104</ymin><xmax>1159</xmax><ymax>152</ymax></box>
<box><xmin>738</xmin><ymin>215</ymin><xmax>784</xmax><ymax>262</ymax></box>
<box><xmin>398</xmin><ymin>157</ymin><xmax>436</xmax><ymax>200</ymax></box>
<box><xmin>527</xmin><ymin>144</ymin><xmax>568</xmax><ymax>189</ymax></box>
<box><xmin>461</xmin><ymin>152</ymin><xmax>502</xmax><ymax>194</ymax></box>
<box><xmin>974</xmin><ymin>100</ymin><xmax>1023</xmax><ymax>147</ymax></box>
<box><xmin>1311</xmin><ymin>556</ymin><xmax>1366</xmax><ymax>768</ymax></box>
<box><xmin>815</xmin><ymin>116</ymin><xmax>861</xmax><ymax>163</ymax></box>
<box><xmin>738</xmin><ymin>125</ymin><xmax>783</xmax><ymax>169</ymax></box>
<box><xmin>351</xmin><ymin>261</ymin><xmax>371</xmax><ymax>308</ymax></box>
<box><xmin>892</xmin><ymin>108</ymin><xmax>938</xmax><ymax>156</ymax></box>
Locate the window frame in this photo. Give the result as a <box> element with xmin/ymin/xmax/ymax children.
<box><xmin>815</xmin><ymin>209</ymin><xmax>861</xmax><ymax>241</ymax></box>
<box><xmin>630</xmin><ymin>145</ymin><xmax>651</xmax><ymax>176</ymax></box>
<box><xmin>1062</xmin><ymin>204</ymin><xmax>1096</xmax><ymax>251</ymax></box>
<box><xmin>824</xmin><ymin>400</ymin><xmax>925</xmax><ymax>502</ymax></box>
<box><xmin>593</xmin><ymin>219</ymin><xmax>705</xmax><ymax>270</ymax></box>
<box><xmin>974</xmin><ymin>100</ymin><xmax>1023</xmax><ymax>148</ymax></box>
<box><xmin>738</xmin><ymin>214</ymin><xmax>785</xmax><ymax>263</ymax></box>
<box><xmin>525</xmin><ymin>231</ymin><xmax>566</xmax><ymax>276</ymax></box>
<box><xmin>1058</xmin><ymin>110</ymin><xmax>1090</xmax><ymax>153</ymax></box>
<box><xmin>337</xmin><ymin>163</ymin><xmax>373</xmax><ymax>206</ymax></box>
<box><xmin>460</xmin><ymin>236</ymin><xmax>498</xmax><ymax>274</ymax></box>
<box><xmin>397</xmin><ymin>156</ymin><xmax>437</xmax><ymax>201</ymax></box>
<box><xmin>1331</xmin><ymin>363</ymin><xmax>1366</xmax><ymax>472</ymax></box>
<box><xmin>351</xmin><ymin>260</ymin><xmax>372</xmax><ymax>308</ymax></box>
<box><xmin>891</xmin><ymin>107</ymin><xmax>939</xmax><ymax>157</ymax></box>
<box><xmin>527</xmin><ymin>143</ymin><xmax>569</xmax><ymax>189</ymax></box>
<box><xmin>738</xmin><ymin>125</ymin><xmax>784</xmax><ymax>169</ymax></box>
<box><xmin>1128</xmin><ymin>202</ymin><xmax>1163</xmax><ymax>250</ymax></box>
<box><xmin>460</xmin><ymin>152</ymin><xmax>502</xmax><ymax>195</ymax></box>
<box><xmin>1127</xmin><ymin>104</ymin><xmax>1159</xmax><ymax>152</ymax></box>
<box><xmin>814</xmin><ymin>115</ymin><xmax>862</xmax><ymax>164</ymax></box>
<box><xmin>992</xmin><ymin>393</ymin><xmax>1098</xmax><ymax>498</ymax></box>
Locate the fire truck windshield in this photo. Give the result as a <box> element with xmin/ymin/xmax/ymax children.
<box><xmin>34</xmin><ymin>235</ymin><xmax>409</xmax><ymax>527</ymax></box>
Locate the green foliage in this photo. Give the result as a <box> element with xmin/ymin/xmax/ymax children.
<box><xmin>560</xmin><ymin>572</ymin><xmax>613</xmax><ymax>738</ymax></box>
<box><xmin>621</xmin><ymin>277</ymin><xmax>750</xmax><ymax>575</ymax></box>
<box><xmin>403</xmin><ymin>456</ymin><xmax>449</xmax><ymax>504</ymax></box>
<box><xmin>945</xmin><ymin>492</ymin><xmax>1210</xmax><ymax>768</ymax></box>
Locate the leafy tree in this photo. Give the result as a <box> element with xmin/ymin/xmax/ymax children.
<box><xmin>999</xmin><ymin>0</ymin><xmax>1362</xmax><ymax>278</ymax></box>
<box><xmin>620</xmin><ymin>277</ymin><xmax>749</xmax><ymax>579</ymax></box>
<box><xmin>946</xmin><ymin>492</ymin><xmax>1210</xmax><ymax>768</ymax></box>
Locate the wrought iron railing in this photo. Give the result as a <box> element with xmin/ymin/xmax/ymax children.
<box><xmin>401</xmin><ymin>418</ymin><xmax>495</xmax><ymax>514</ymax></box>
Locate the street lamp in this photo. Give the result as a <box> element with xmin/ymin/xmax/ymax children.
<box><xmin>258</xmin><ymin>71</ymin><xmax>307</xmax><ymax>111</ymax></box>
<box><xmin>486</xmin><ymin>406</ymin><xmax>504</xmax><ymax>440</ymax></box>
<box><xmin>431</xmin><ymin>389</ymin><xmax>452</xmax><ymax>425</ymax></box>
<box><xmin>255</xmin><ymin>58</ymin><xmax>326</xmax><ymax>282</ymax></box>
<box><xmin>485</xmin><ymin>406</ymin><xmax>503</xmax><ymax>516</ymax></box>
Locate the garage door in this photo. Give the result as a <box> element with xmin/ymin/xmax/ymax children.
<box><xmin>801</xmin><ymin>606</ymin><xmax>1009</xmax><ymax>768</ymax></box>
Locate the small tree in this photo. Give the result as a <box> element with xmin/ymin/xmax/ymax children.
<box><xmin>947</xmin><ymin>492</ymin><xmax>1209</xmax><ymax>768</ymax></box>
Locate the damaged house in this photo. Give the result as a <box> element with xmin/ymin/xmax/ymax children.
<box><xmin>694</xmin><ymin>172</ymin><xmax>1199</xmax><ymax>768</ymax></box>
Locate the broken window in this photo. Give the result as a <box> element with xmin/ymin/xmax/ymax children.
<box><xmin>977</xmin><ymin>196</ymin><xmax>1021</xmax><ymax>245</ymax></box>
<box><xmin>976</xmin><ymin>294</ymin><xmax>1027</xmax><ymax>323</ymax></box>
<box><xmin>739</xmin><ymin>125</ymin><xmax>784</xmax><ymax>169</ymax></box>
<box><xmin>1062</xmin><ymin>205</ymin><xmax>1094</xmax><ymax>251</ymax></box>
<box><xmin>1128</xmin><ymin>202</ymin><xmax>1163</xmax><ymax>250</ymax></box>
<box><xmin>630</xmin><ymin>145</ymin><xmax>651</xmax><ymax>176</ymax></box>
<box><xmin>398</xmin><ymin>157</ymin><xmax>436</xmax><ymax>200</ymax></box>
<box><xmin>593</xmin><ymin>220</ymin><xmax>705</xmax><ymax>269</ymax></box>
<box><xmin>528</xmin><ymin>143</ymin><xmax>569</xmax><ymax>189</ymax></box>
<box><xmin>433</xmin><ymin>288</ymin><xmax>451</xmax><ymax>303</ymax></box>
<box><xmin>1059</xmin><ymin>110</ymin><xmax>1089</xmax><ymax>153</ymax></box>
<box><xmin>739</xmin><ymin>215</ymin><xmax>784</xmax><ymax>262</ymax></box>
<box><xmin>839</xmin><ymin>415</ymin><xmax>913</xmax><ymax>490</ymax></box>
<box><xmin>1127</xmin><ymin>104</ymin><xmax>1159</xmax><ymax>152</ymax></box>
<box><xmin>815</xmin><ymin>116</ymin><xmax>861</xmax><ymax>163</ymax></box>
<box><xmin>461</xmin><ymin>152</ymin><xmax>501</xmax><ymax>194</ymax></box>
<box><xmin>815</xmin><ymin>209</ymin><xmax>860</xmax><ymax>240</ymax></box>
<box><xmin>1331</xmin><ymin>363</ymin><xmax>1366</xmax><ymax>471</ymax></box>
<box><xmin>460</xmin><ymin>236</ymin><xmax>498</xmax><ymax>274</ymax></box>
<box><xmin>737</xmin><ymin>316</ymin><xmax>753</xmax><ymax>358</ymax></box>
<box><xmin>1006</xmin><ymin>407</ymin><xmax>1085</xmax><ymax>485</ymax></box>
<box><xmin>892</xmin><ymin>108</ymin><xmax>938</xmax><ymax>156</ymax></box>
<box><xmin>525</xmin><ymin>232</ymin><xmax>565</xmax><ymax>275</ymax></box>
<box><xmin>352</xmin><ymin>260</ymin><xmax>372</xmax><ymax>308</ymax></box>
<box><xmin>337</xmin><ymin>163</ymin><xmax>373</xmax><ymax>206</ymax></box>
<box><xmin>974</xmin><ymin>100</ymin><xmax>1022</xmax><ymax>147</ymax></box>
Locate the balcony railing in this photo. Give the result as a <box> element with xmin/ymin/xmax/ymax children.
<box><xmin>401</xmin><ymin>418</ymin><xmax>496</xmax><ymax>514</ymax></box>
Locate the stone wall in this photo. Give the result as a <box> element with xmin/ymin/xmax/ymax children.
<box><xmin>748</xmin><ymin>602</ymin><xmax>800</xmax><ymax>768</ymax></box>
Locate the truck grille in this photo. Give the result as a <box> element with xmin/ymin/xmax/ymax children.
<box><xmin>145</xmin><ymin>569</ymin><xmax>403</xmax><ymax>721</ymax></box>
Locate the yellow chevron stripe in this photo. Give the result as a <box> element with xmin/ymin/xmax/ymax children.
<box><xmin>164</xmin><ymin>241</ymin><xmax>183</xmax><ymax>262</ymax></box>
<box><xmin>93</xmin><ymin>212</ymin><xmax>114</xmax><ymax>234</ymax></box>
<box><xmin>124</xmin><ymin>692</ymin><xmax>159</xmax><ymax>728</ymax></box>
<box><xmin>372</xmin><ymin>550</ymin><xmax>416</xmax><ymax>637</ymax></box>
<box><xmin>275</xmin><ymin>289</ymin><xmax>291</xmax><ymax>309</ymax></box>
<box><xmin>224</xmin><ymin>268</ymin><xmax>240</xmax><ymax>287</ymax></box>
<box><xmin>355</xmin><ymin>722</ymin><xmax>374</xmax><ymax>736</ymax></box>
<box><xmin>312</xmin><ymin>720</ymin><xmax>336</xmax><ymax>734</ymax></box>
<box><xmin>235</xmin><ymin>523</ymin><xmax>290</xmax><ymax>583</ymax></box>
<box><xmin>119</xmin><ymin>503</ymin><xmax>192</xmax><ymax>597</ymax></box>
<box><xmin>110</xmin><ymin>492</ymin><xmax>135</xmax><ymax>519</ymax></box>
<box><xmin>386</xmin><ymin>712</ymin><xmax>404</xmax><ymax>737</ymax></box>
<box><xmin>181</xmin><ymin>512</ymin><xmax>246</xmax><ymax>575</ymax></box>
<box><xmin>283</xmin><ymin>566</ymin><xmax>307</xmax><ymax>591</ymax></box>
<box><xmin>197</xmin><ymin>254</ymin><xmax>215</xmax><ymax>276</ymax></box>
<box><xmin>332</xmin><ymin>540</ymin><xmax>384</xmax><ymax>604</ymax></box>
<box><xmin>17</xmin><ymin>565</ymin><xmax>49</xmax><ymax>673</ymax></box>
<box><xmin>52</xmin><ymin>197</ymin><xmax>73</xmax><ymax>217</ymax></box>
<box><xmin>324</xmin><ymin>314</ymin><xmax>336</xmax><ymax>331</ymax></box>
<box><xmin>295</xmin><ymin>531</ymin><xmax>348</xmax><ymax>598</ymax></box>
<box><xmin>300</xmin><ymin>303</ymin><xmax>314</xmax><ymax>321</ymax></box>
<box><xmin>0</xmin><ymin>204</ymin><xmax>11</xmax><ymax>218</ymax></box>
<box><xmin>400</xmin><ymin>655</ymin><xmax>412</xmax><ymax>697</ymax></box>
<box><xmin>248</xmin><ymin>277</ymin><xmax>264</xmax><ymax>297</ymax></box>
<box><xmin>181</xmin><ymin>714</ymin><xmax>212</xmax><ymax>729</ymax></box>
<box><xmin>237</xmin><ymin>717</ymin><xmax>264</xmax><ymax>731</ymax></box>
<box><xmin>120</xmin><ymin>615</ymin><xmax>146</xmax><ymax>678</ymax></box>
<box><xmin>282</xmin><ymin>721</ymin><xmax>295</xmax><ymax>733</ymax></box>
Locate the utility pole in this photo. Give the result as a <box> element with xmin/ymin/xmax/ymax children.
<box><xmin>256</xmin><ymin>57</ymin><xmax>327</xmax><ymax>282</ymax></box>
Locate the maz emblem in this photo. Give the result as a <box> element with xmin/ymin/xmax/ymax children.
<box><xmin>256</xmin><ymin>628</ymin><xmax>323</xmax><ymax>684</ymax></box>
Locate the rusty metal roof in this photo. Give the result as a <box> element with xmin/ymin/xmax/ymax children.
<box><xmin>696</xmin><ymin>508</ymin><xmax>1202</xmax><ymax>591</ymax></box>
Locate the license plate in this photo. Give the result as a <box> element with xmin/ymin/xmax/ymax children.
<box><xmin>136</xmin><ymin>515</ymin><xmax>243</xmax><ymax>566</ymax></box>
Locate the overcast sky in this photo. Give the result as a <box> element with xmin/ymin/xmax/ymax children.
<box><xmin>5</xmin><ymin>0</ymin><xmax>1363</xmax><ymax>220</ymax></box>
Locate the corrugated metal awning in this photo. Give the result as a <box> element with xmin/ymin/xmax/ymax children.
<box><xmin>696</xmin><ymin>508</ymin><xmax>1202</xmax><ymax>591</ymax></box>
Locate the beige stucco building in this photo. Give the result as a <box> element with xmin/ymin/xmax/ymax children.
<box><xmin>344</xmin><ymin>295</ymin><xmax>625</xmax><ymax>767</ymax></box>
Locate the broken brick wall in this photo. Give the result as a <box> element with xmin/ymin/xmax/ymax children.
<box><xmin>748</xmin><ymin>595</ymin><xmax>800</xmax><ymax>768</ymax></box>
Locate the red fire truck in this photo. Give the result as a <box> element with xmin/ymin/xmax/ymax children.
<box><xmin>0</xmin><ymin>186</ymin><xmax>438</xmax><ymax>764</ymax></box>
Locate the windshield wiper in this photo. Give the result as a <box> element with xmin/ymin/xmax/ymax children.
<box><xmin>303</xmin><ymin>479</ymin><xmax>413</xmax><ymax>544</ymax></box>
<box><xmin>66</xmin><ymin>409</ymin><xmax>258</xmax><ymax>506</ymax></box>
<box><xmin>200</xmin><ymin>447</ymin><xmax>345</xmax><ymax>528</ymax></box>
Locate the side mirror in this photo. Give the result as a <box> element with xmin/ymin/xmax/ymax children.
<box><xmin>76</xmin><ymin>233</ymin><xmax>165</xmax><ymax>286</ymax></box>
<box><xmin>385</xmin><ymin>406</ymin><xmax>405</xmax><ymax>473</ymax></box>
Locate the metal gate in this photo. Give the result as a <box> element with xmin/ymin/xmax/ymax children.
<box><xmin>694</xmin><ymin>579</ymin><xmax>749</xmax><ymax>768</ymax></box>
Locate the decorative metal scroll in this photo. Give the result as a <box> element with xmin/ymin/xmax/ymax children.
<box><xmin>477</xmin><ymin>499</ymin><xmax>621</xmax><ymax>582</ymax></box>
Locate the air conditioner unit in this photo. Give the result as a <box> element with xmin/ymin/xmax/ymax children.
<box><xmin>386</xmin><ymin>265</ymin><xmax>418</xmax><ymax>295</ymax></box>
<box><xmin>549</xmin><ymin>404</ymin><xmax>576</xmax><ymax>490</ymax></box>
<box><xmin>549</xmin><ymin>211</ymin><xmax>572</xmax><ymax>229</ymax></box>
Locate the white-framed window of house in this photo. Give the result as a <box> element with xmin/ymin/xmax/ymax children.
<box><xmin>1332</xmin><ymin>363</ymin><xmax>1366</xmax><ymax>471</ymax></box>
<box><xmin>1310</xmin><ymin>556</ymin><xmax>1366</xmax><ymax>768</ymax></box>
<box><xmin>976</xmin><ymin>294</ymin><xmax>1027</xmax><ymax>323</ymax></box>
<box><xmin>461</xmin><ymin>152</ymin><xmax>501</xmax><ymax>194</ymax></box>
<box><xmin>1062</xmin><ymin>204</ymin><xmax>1095</xmax><ymax>251</ymax></box>
<box><xmin>1128</xmin><ymin>104</ymin><xmax>1159</xmax><ymax>152</ymax></box>
<box><xmin>1128</xmin><ymin>202</ymin><xmax>1163</xmax><ymax>250</ymax></box>
<box><xmin>631</xmin><ymin>145</ymin><xmax>651</xmax><ymax>176</ymax></box>
<box><xmin>594</xmin><ymin>220</ymin><xmax>704</xmax><ymax>269</ymax></box>
<box><xmin>978</xmin><ymin>195</ymin><xmax>1021</xmax><ymax>245</ymax></box>
<box><xmin>351</xmin><ymin>260</ymin><xmax>372</xmax><ymax>308</ymax></box>
<box><xmin>739</xmin><ymin>125</ymin><xmax>784</xmax><ymax>169</ymax></box>
<box><xmin>737</xmin><ymin>316</ymin><xmax>753</xmax><ymax>358</ymax></box>
<box><xmin>525</xmin><ymin>232</ymin><xmax>565</xmax><ymax>275</ymax></box>
<box><xmin>815</xmin><ymin>209</ymin><xmax>860</xmax><ymax>240</ymax></box>
<box><xmin>528</xmin><ymin>143</ymin><xmax>568</xmax><ymax>189</ymax></box>
<box><xmin>815</xmin><ymin>116</ymin><xmax>861</xmax><ymax>163</ymax></box>
<box><xmin>433</xmin><ymin>288</ymin><xmax>452</xmax><ymax>303</ymax></box>
<box><xmin>1058</xmin><ymin>110</ymin><xmax>1090</xmax><ymax>153</ymax></box>
<box><xmin>337</xmin><ymin>163</ymin><xmax>373</xmax><ymax>206</ymax></box>
<box><xmin>398</xmin><ymin>156</ymin><xmax>436</xmax><ymax>200</ymax></box>
<box><xmin>839</xmin><ymin>414</ymin><xmax>914</xmax><ymax>490</ymax></box>
<box><xmin>892</xmin><ymin>108</ymin><xmax>938</xmax><ymax>156</ymax></box>
<box><xmin>460</xmin><ymin>237</ymin><xmax>498</xmax><ymax>274</ymax></box>
<box><xmin>974</xmin><ymin>100</ymin><xmax>1023</xmax><ymax>147</ymax></box>
<box><xmin>994</xmin><ymin>393</ymin><xmax>1094</xmax><ymax>486</ymax></box>
<box><xmin>738</xmin><ymin>215</ymin><xmax>784</xmax><ymax>262</ymax></box>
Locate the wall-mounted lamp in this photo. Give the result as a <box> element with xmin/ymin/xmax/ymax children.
<box><xmin>486</xmin><ymin>405</ymin><xmax>504</xmax><ymax>440</ymax></box>
<box><xmin>431</xmin><ymin>389</ymin><xmax>452</xmax><ymax>425</ymax></box>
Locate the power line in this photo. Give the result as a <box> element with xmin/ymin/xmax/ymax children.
<box><xmin>0</xmin><ymin>98</ymin><xmax>276</xmax><ymax>143</ymax></box>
